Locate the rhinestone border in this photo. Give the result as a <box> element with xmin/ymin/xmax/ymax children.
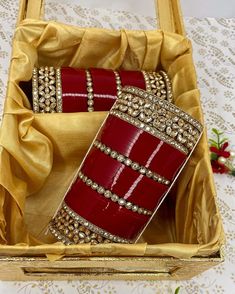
<box><xmin>124</xmin><ymin>86</ymin><xmax>202</xmax><ymax>132</ymax></box>
<box><xmin>32</xmin><ymin>67</ymin><xmax>63</xmax><ymax>113</ymax></box>
<box><xmin>49</xmin><ymin>202</ymin><xmax>132</xmax><ymax>244</ymax></box>
<box><xmin>110</xmin><ymin>108</ymin><xmax>189</xmax><ymax>154</ymax></box>
<box><xmin>111</xmin><ymin>86</ymin><xmax>203</xmax><ymax>154</ymax></box>
<box><xmin>142</xmin><ymin>70</ymin><xmax>151</xmax><ymax>92</ymax></box>
<box><xmin>85</xmin><ymin>69</ymin><xmax>94</xmax><ymax>112</ymax></box>
<box><xmin>159</xmin><ymin>70</ymin><xmax>173</xmax><ymax>103</ymax></box>
<box><xmin>32</xmin><ymin>68</ymin><xmax>39</xmax><ymax>112</ymax></box>
<box><xmin>142</xmin><ymin>70</ymin><xmax>169</xmax><ymax>101</ymax></box>
<box><xmin>93</xmin><ymin>140</ymin><xmax>170</xmax><ymax>186</ymax></box>
<box><xmin>78</xmin><ymin>171</ymin><xmax>153</xmax><ymax>216</ymax></box>
<box><xmin>114</xmin><ymin>70</ymin><xmax>122</xmax><ymax>98</ymax></box>
<box><xmin>56</xmin><ymin>68</ymin><xmax>63</xmax><ymax>112</ymax></box>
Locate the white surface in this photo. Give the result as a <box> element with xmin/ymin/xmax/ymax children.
<box><xmin>181</xmin><ymin>0</ymin><xmax>235</xmax><ymax>18</ymax></box>
<box><xmin>53</xmin><ymin>0</ymin><xmax>235</xmax><ymax>18</ymax></box>
<box><xmin>0</xmin><ymin>0</ymin><xmax>235</xmax><ymax>293</ymax></box>
<box><xmin>54</xmin><ymin>0</ymin><xmax>157</xmax><ymax>17</ymax></box>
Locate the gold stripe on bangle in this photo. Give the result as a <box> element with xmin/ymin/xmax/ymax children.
<box><xmin>78</xmin><ymin>171</ymin><xmax>153</xmax><ymax>216</ymax></box>
<box><xmin>86</xmin><ymin>69</ymin><xmax>94</xmax><ymax>112</ymax></box>
<box><xmin>93</xmin><ymin>140</ymin><xmax>170</xmax><ymax>185</ymax></box>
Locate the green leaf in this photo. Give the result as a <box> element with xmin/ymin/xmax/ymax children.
<box><xmin>212</xmin><ymin>128</ymin><xmax>224</xmax><ymax>137</ymax></box>
<box><xmin>212</xmin><ymin>128</ymin><xmax>219</xmax><ymax>135</ymax></box>
<box><xmin>209</xmin><ymin>139</ymin><xmax>218</xmax><ymax>146</ymax></box>
<box><xmin>174</xmin><ymin>287</ymin><xmax>181</xmax><ymax>294</ymax></box>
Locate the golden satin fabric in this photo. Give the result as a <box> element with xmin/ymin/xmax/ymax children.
<box><xmin>0</xmin><ymin>19</ymin><xmax>224</xmax><ymax>258</ymax></box>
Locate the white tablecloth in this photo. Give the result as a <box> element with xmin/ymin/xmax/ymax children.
<box><xmin>0</xmin><ymin>1</ymin><xmax>234</xmax><ymax>293</ymax></box>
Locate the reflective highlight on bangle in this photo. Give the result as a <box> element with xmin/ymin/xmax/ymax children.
<box><xmin>93</xmin><ymin>140</ymin><xmax>170</xmax><ymax>185</ymax></box>
<box><xmin>78</xmin><ymin>171</ymin><xmax>153</xmax><ymax>216</ymax></box>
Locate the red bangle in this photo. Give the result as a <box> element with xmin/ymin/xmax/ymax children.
<box><xmin>49</xmin><ymin>86</ymin><xmax>203</xmax><ymax>245</ymax></box>
<box><xmin>61</xmin><ymin>68</ymin><xmax>87</xmax><ymax>112</ymax></box>
<box><xmin>32</xmin><ymin>67</ymin><xmax>172</xmax><ymax>113</ymax></box>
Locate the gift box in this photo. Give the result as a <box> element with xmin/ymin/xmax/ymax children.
<box><xmin>0</xmin><ymin>0</ymin><xmax>224</xmax><ymax>280</ymax></box>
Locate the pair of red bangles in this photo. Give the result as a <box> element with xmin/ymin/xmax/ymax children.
<box><xmin>28</xmin><ymin>66</ymin><xmax>203</xmax><ymax>245</ymax></box>
<box><xmin>27</xmin><ymin>66</ymin><xmax>202</xmax><ymax>245</ymax></box>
